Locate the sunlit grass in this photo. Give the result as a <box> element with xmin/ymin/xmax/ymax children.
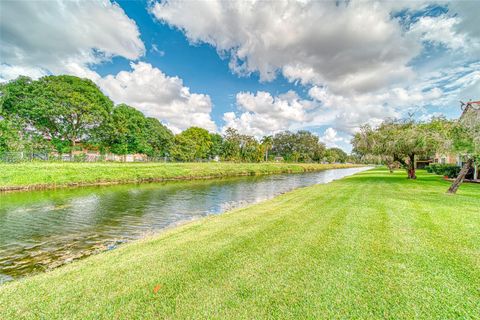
<box><xmin>0</xmin><ymin>168</ymin><xmax>479</xmax><ymax>319</ymax></box>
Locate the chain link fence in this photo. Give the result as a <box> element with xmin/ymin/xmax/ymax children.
<box><xmin>0</xmin><ymin>151</ymin><xmax>174</xmax><ymax>163</ymax></box>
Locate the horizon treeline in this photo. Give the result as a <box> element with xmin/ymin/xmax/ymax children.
<box><xmin>0</xmin><ymin>75</ymin><xmax>349</xmax><ymax>163</ymax></box>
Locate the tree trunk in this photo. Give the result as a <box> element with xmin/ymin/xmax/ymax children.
<box><xmin>70</xmin><ymin>139</ymin><xmax>76</xmax><ymax>160</ymax></box>
<box><xmin>447</xmin><ymin>158</ymin><xmax>473</xmax><ymax>194</ymax></box>
<box><xmin>385</xmin><ymin>160</ymin><xmax>394</xmax><ymax>173</ymax></box>
<box><xmin>407</xmin><ymin>154</ymin><xmax>416</xmax><ymax>179</ymax></box>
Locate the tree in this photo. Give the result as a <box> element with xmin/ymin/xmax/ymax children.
<box><xmin>446</xmin><ymin>102</ymin><xmax>480</xmax><ymax>194</ymax></box>
<box><xmin>352</xmin><ymin>124</ymin><xmax>397</xmax><ymax>172</ymax></box>
<box><xmin>261</xmin><ymin>135</ymin><xmax>273</xmax><ymax>161</ymax></box>
<box><xmin>0</xmin><ymin>76</ymin><xmax>37</xmax><ymax>124</ymax></box>
<box><xmin>352</xmin><ymin>119</ymin><xmax>441</xmax><ymax>179</ymax></box>
<box><xmin>170</xmin><ymin>134</ymin><xmax>196</xmax><ymax>162</ymax></box>
<box><xmin>0</xmin><ymin>76</ymin><xmax>46</xmax><ymax>153</ymax></box>
<box><xmin>219</xmin><ymin>128</ymin><xmax>264</xmax><ymax>162</ymax></box>
<box><xmin>0</xmin><ymin>118</ymin><xmax>22</xmax><ymax>152</ymax></box>
<box><xmin>1</xmin><ymin>75</ymin><xmax>113</xmax><ymax>154</ymax></box>
<box><xmin>240</xmin><ymin>135</ymin><xmax>263</xmax><ymax>162</ymax></box>
<box><xmin>177</xmin><ymin>127</ymin><xmax>212</xmax><ymax>160</ymax></box>
<box><xmin>100</xmin><ymin>104</ymin><xmax>148</xmax><ymax>156</ymax></box>
<box><xmin>143</xmin><ymin>117</ymin><xmax>174</xmax><ymax>157</ymax></box>
<box><xmin>208</xmin><ymin>133</ymin><xmax>223</xmax><ymax>159</ymax></box>
<box><xmin>324</xmin><ymin>147</ymin><xmax>347</xmax><ymax>163</ymax></box>
<box><xmin>222</xmin><ymin>128</ymin><xmax>242</xmax><ymax>161</ymax></box>
<box><xmin>94</xmin><ymin>104</ymin><xmax>174</xmax><ymax>158</ymax></box>
<box><xmin>271</xmin><ymin>130</ymin><xmax>325</xmax><ymax>162</ymax></box>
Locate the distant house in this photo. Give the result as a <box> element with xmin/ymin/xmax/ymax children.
<box><xmin>432</xmin><ymin>153</ymin><xmax>460</xmax><ymax>165</ymax></box>
<box><xmin>274</xmin><ymin>156</ymin><xmax>284</xmax><ymax>162</ymax></box>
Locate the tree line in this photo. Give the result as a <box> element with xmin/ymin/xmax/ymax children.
<box><xmin>0</xmin><ymin>75</ymin><xmax>349</xmax><ymax>163</ymax></box>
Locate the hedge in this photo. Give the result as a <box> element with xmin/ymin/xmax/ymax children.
<box><xmin>426</xmin><ymin>163</ymin><xmax>461</xmax><ymax>178</ymax></box>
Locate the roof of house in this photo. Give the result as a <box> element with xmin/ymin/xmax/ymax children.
<box><xmin>460</xmin><ymin>100</ymin><xmax>480</xmax><ymax>119</ymax></box>
<box><xmin>459</xmin><ymin>101</ymin><xmax>480</xmax><ymax>127</ymax></box>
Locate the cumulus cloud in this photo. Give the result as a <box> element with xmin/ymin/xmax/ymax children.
<box><xmin>98</xmin><ymin>62</ymin><xmax>216</xmax><ymax>133</ymax></box>
<box><xmin>319</xmin><ymin>128</ymin><xmax>348</xmax><ymax>148</ymax></box>
<box><xmin>223</xmin><ymin>91</ymin><xmax>318</xmax><ymax>137</ymax></box>
<box><xmin>224</xmin><ymin>77</ymin><xmax>449</xmax><ymax>140</ymax></box>
<box><xmin>437</xmin><ymin>1</ymin><xmax>480</xmax><ymax>47</ymax></box>
<box><xmin>308</xmin><ymin>83</ymin><xmax>446</xmax><ymax>133</ymax></box>
<box><xmin>151</xmin><ymin>0</ymin><xmax>423</xmax><ymax>94</ymax></box>
<box><xmin>407</xmin><ymin>15</ymin><xmax>470</xmax><ymax>51</ymax></box>
<box><xmin>0</xmin><ymin>0</ymin><xmax>145</xmax><ymax>81</ymax></box>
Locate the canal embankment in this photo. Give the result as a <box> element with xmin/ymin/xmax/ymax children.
<box><xmin>0</xmin><ymin>162</ymin><xmax>361</xmax><ymax>192</ymax></box>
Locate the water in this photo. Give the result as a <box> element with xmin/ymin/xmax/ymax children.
<box><xmin>0</xmin><ymin>167</ymin><xmax>370</xmax><ymax>283</ymax></box>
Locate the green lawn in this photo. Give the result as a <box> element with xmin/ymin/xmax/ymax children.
<box><xmin>1</xmin><ymin>168</ymin><xmax>479</xmax><ymax>319</ymax></box>
<box><xmin>0</xmin><ymin>162</ymin><xmax>356</xmax><ymax>191</ymax></box>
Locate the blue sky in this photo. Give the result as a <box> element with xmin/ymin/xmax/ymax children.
<box><xmin>1</xmin><ymin>0</ymin><xmax>479</xmax><ymax>151</ymax></box>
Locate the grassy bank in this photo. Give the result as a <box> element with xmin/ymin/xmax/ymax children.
<box><xmin>0</xmin><ymin>162</ymin><xmax>357</xmax><ymax>191</ymax></box>
<box><xmin>1</xmin><ymin>168</ymin><xmax>479</xmax><ymax>319</ymax></box>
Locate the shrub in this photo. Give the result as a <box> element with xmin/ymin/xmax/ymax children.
<box><xmin>426</xmin><ymin>163</ymin><xmax>461</xmax><ymax>178</ymax></box>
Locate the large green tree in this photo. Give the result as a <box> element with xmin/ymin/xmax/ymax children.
<box><xmin>177</xmin><ymin>127</ymin><xmax>212</xmax><ymax>160</ymax></box>
<box><xmin>102</xmin><ymin>104</ymin><xmax>147</xmax><ymax>156</ymax></box>
<box><xmin>1</xmin><ymin>75</ymin><xmax>113</xmax><ymax>153</ymax></box>
<box><xmin>222</xmin><ymin>128</ymin><xmax>242</xmax><ymax>161</ymax></box>
<box><xmin>220</xmin><ymin>128</ymin><xmax>264</xmax><ymax>162</ymax></box>
<box><xmin>170</xmin><ymin>134</ymin><xmax>196</xmax><ymax>162</ymax></box>
<box><xmin>352</xmin><ymin>120</ymin><xmax>442</xmax><ymax>179</ymax></box>
<box><xmin>240</xmin><ymin>135</ymin><xmax>263</xmax><ymax>162</ymax></box>
<box><xmin>352</xmin><ymin>124</ymin><xmax>397</xmax><ymax>172</ymax></box>
<box><xmin>0</xmin><ymin>118</ymin><xmax>22</xmax><ymax>153</ymax></box>
<box><xmin>98</xmin><ymin>104</ymin><xmax>173</xmax><ymax>157</ymax></box>
<box><xmin>324</xmin><ymin>147</ymin><xmax>347</xmax><ymax>163</ymax></box>
<box><xmin>0</xmin><ymin>77</ymin><xmax>44</xmax><ymax>153</ymax></box>
<box><xmin>271</xmin><ymin>131</ymin><xmax>325</xmax><ymax>162</ymax></box>
<box><xmin>143</xmin><ymin>117</ymin><xmax>174</xmax><ymax>157</ymax></box>
<box><xmin>208</xmin><ymin>133</ymin><xmax>223</xmax><ymax>159</ymax></box>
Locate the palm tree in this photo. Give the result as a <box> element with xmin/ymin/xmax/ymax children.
<box><xmin>261</xmin><ymin>135</ymin><xmax>273</xmax><ymax>162</ymax></box>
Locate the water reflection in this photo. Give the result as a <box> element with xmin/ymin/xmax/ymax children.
<box><xmin>0</xmin><ymin>167</ymin><xmax>369</xmax><ymax>282</ymax></box>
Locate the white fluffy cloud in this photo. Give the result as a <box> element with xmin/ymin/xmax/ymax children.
<box><xmin>308</xmin><ymin>82</ymin><xmax>447</xmax><ymax>133</ymax></box>
<box><xmin>223</xmin><ymin>91</ymin><xmax>317</xmax><ymax>137</ymax></box>
<box><xmin>319</xmin><ymin>128</ymin><xmax>348</xmax><ymax>148</ymax></box>
<box><xmin>0</xmin><ymin>0</ymin><xmax>145</xmax><ymax>81</ymax></box>
<box><xmin>98</xmin><ymin>62</ymin><xmax>216</xmax><ymax>133</ymax></box>
<box><xmin>152</xmin><ymin>0</ymin><xmax>423</xmax><ymax>94</ymax></box>
<box><xmin>407</xmin><ymin>15</ymin><xmax>475</xmax><ymax>51</ymax></box>
<box><xmin>224</xmin><ymin>79</ymin><xmax>447</xmax><ymax>139</ymax></box>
